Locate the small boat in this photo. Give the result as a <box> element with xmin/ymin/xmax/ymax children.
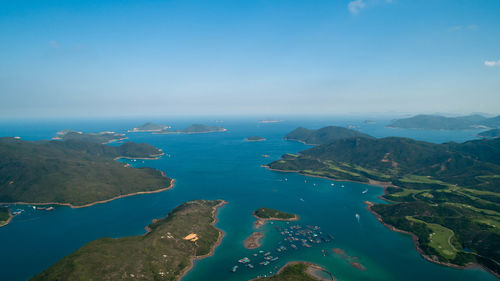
<box><xmin>331</xmin><ymin>183</ymin><xmax>334</xmax><ymax>186</ymax></box>
<box><xmin>270</xmin><ymin>257</ymin><xmax>279</xmax><ymax>261</ymax></box>
<box><xmin>299</xmin><ymin>198</ymin><xmax>304</xmax><ymax>202</ymax></box>
<box><xmin>341</xmin><ymin>184</ymin><xmax>344</xmax><ymax>188</ymax></box>
<box><xmin>247</xmin><ymin>264</ymin><xmax>254</xmax><ymax>269</ymax></box>
<box><xmin>355</xmin><ymin>213</ymin><xmax>360</xmax><ymax>222</ymax></box>
<box><xmin>231</xmin><ymin>265</ymin><xmax>239</xmax><ymax>272</ymax></box>
<box><xmin>238</xmin><ymin>257</ymin><xmax>250</xmax><ymax>263</ymax></box>
<box><xmin>362</xmin><ymin>189</ymin><xmax>368</xmax><ymax>194</ymax></box>
<box><xmin>264</xmin><ymin>252</ymin><xmax>271</xmax><ymax>256</ymax></box>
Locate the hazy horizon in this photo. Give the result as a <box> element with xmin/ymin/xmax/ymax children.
<box><xmin>1</xmin><ymin>0</ymin><xmax>499</xmax><ymax>118</ymax></box>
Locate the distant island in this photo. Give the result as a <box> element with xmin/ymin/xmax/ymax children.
<box><xmin>478</xmin><ymin>128</ymin><xmax>500</xmax><ymax>139</ymax></box>
<box><xmin>246</xmin><ymin>136</ymin><xmax>266</xmax><ymax>142</ymax></box>
<box><xmin>259</xmin><ymin>119</ymin><xmax>282</xmax><ymax>123</ymax></box>
<box><xmin>31</xmin><ymin>200</ymin><xmax>226</xmax><ymax>281</ymax></box>
<box><xmin>266</xmin><ymin>127</ymin><xmax>500</xmax><ymax>277</ymax></box>
<box><xmin>0</xmin><ymin>137</ymin><xmax>171</xmax><ymax>223</ymax></box>
<box><xmin>252</xmin><ymin>262</ymin><xmax>333</xmax><ymax>281</ymax></box>
<box><xmin>128</xmin><ymin>122</ymin><xmax>170</xmax><ymax>132</ymax></box>
<box><xmin>53</xmin><ymin>130</ymin><xmax>127</xmax><ymax>144</ymax></box>
<box><xmin>284</xmin><ymin>126</ymin><xmax>373</xmax><ymax>145</ymax></box>
<box><xmin>153</xmin><ymin>124</ymin><xmax>227</xmax><ymax>134</ymax></box>
<box><xmin>388</xmin><ymin>114</ymin><xmax>500</xmax><ymax>130</ymax></box>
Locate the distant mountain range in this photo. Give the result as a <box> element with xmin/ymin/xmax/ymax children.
<box><xmin>284</xmin><ymin>126</ymin><xmax>373</xmax><ymax>145</ymax></box>
<box><xmin>389</xmin><ymin>114</ymin><xmax>500</xmax><ymax>130</ymax></box>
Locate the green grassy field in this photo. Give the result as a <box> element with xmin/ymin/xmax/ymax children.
<box><xmin>31</xmin><ymin>200</ymin><xmax>225</xmax><ymax>281</ymax></box>
<box><xmin>407</xmin><ymin>216</ymin><xmax>458</xmax><ymax>259</ymax></box>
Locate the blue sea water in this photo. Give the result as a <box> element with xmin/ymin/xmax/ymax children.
<box><xmin>0</xmin><ymin>117</ymin><xmax>495</xmax><ymax>281</ymax></box>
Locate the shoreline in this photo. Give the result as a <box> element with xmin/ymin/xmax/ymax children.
<box><xmin>262</xmin><ymin>165</ymin><xmax>394</xmax><ymax>191</ymax></box>
<box><xmin>263</xmin><ymin>165</ymin><xmax>500</xmax><ymax>278</ymax></box>
<box><xmin>0</xmin><ymin>212</ymin><xmax>13</xmax><ymax>228</ymax></box>
<box><xmin>114</xmin><ymin>151</ymin><xmax>165</xmax><ymax>160</ymax></box>
<box><xmin>364</xmin><ymin>201</ymin><xmax>500</xmax><ymax>279</ymax></box>
<box><xmin>0</xmin><ymin>178</ymin><xmax>175</xmax><ymax>211</ymax></box>
<box><xmin>252</xmin><ymin>212</ymin><xmax>299</xmax><ymax>223</ymax></box>
<box><xmin>178</xmin><ymin>200</ymin><xmax>228</xmax><ymax>281</ymax></box>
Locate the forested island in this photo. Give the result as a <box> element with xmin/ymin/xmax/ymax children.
<box><xmin>284</xmin><ymin>126</ymin><xmax>373</xmax><ymax>145</ymax></box>
<box><xmin>31</xmin><ymin>200</ymin><xmax>226</xmax><ymax>281</ymax></box>
<box><xmin>155</xmin><ymin>124</ymin><xmax>227</xmax><ymax>134</ymax></box>
<box><xmin>389</xmin><ymin>114</ymin><xmax>500</xmax><ymax>130</ymax></box>
<box><xmin>53</xmin><ymin>130</ymin><xmax>127</xmax><ymax>144</ymax></box>
<box><xmin>247</xmin><ymin>136</ymin><xmax>266</xmax><ymax>141</ymax></box>
<box><xmin>252</xmin><ymin>262</ymin><xmax>332</xmax><ymax>281</ymax></box>
<box><xmin>267</xmin><ymin>126</ymin><xmax>500</xmax><ymax>276</ymax></box>
<box><xmin>129</xmin><ymin>122</ymin><xmax>170</xmax><ymax>132</ymax></box>
<box><xmin>0</xmin><ymin>137</ymin><xmax>171</xmax><ymax>211</ymax></box>
<box><xmin>254</xmin><ymin>207</ymin><xmax>298</xmax><ymax>221</ymax></box>
<box><xmin>479</xmin><ymin>129</ymin><xmax>500</xmax><ymax>139</ymax></box>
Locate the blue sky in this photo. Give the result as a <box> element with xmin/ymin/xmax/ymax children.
<box><xmin>1</xmin><ymin>0</ymin><xmax>499</xmax><ymax>118</ymax></box>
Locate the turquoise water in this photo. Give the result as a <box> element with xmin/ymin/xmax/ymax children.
<box><xmin>0</xmin><ymin>117</ymin><xmax>495</xmax><ymax>281</ymax></box>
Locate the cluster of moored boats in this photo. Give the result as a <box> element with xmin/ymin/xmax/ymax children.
<box><xmin>231</xmin><ymin>223</ymin><xmax>334</xmax><ymax>274</ymax></box>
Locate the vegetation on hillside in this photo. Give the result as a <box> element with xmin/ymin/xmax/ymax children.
<box><xmin>284</xmin><ymin>126</ymin><xmax>373</xmax><ymax>145</ymax></box>
<box><xmin>254</xmin><ymin>208</ymin><xmax>297</xmax><ymax>220</ymax></box>
<box><xmin>0</xmin><ymin>137</ymin><xmax>171</xmax><ymax>206</ymax></box>
<box><xmin>268</xmin><ymin>130</ymin><xmax>500</xmax><ymax>275</ymax></box>
<box><xmin>130</xmin><ymin>122</ymin><xmax>169</xmax><ymax>132</ymax></box>
<box><xmin>247</xmin><ymin>136</ymin><xmax>266</xmax><ymax>141</ymax></box>
<box><xmin>31</xmin><ymin>200</ymin><xmax>225</xmax><ymax>281</ymax></box>
<box><xmin>0</xmin><ymin>206</ymin><xmax>10</xmax><ymax>226</ymax></box>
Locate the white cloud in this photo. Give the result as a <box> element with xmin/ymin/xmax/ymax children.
<box><xmin>484</xmin><ymin>60</ymin><xmax>500</xmax><ymax>67</ymax></box>
<box><xmin>348</xmin><ymin>0</ymin><xmax>366</xmax><ymax>14</ymax></box>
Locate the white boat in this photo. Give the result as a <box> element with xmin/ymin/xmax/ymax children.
<box><xmin>355</xmin><ymin>213</ymin><xmax>360</xmax><ymax>222</ymax></box>
<box><xmin>362</xmin><ymin>189</ymin><xmax>368</xmax><ymax>194</ymax></box>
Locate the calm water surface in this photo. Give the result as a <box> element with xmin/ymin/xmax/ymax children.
<box><xmin>0</xmin><ymin>117</ymin><xmax>495</xmax><ymax>281</ymax></box>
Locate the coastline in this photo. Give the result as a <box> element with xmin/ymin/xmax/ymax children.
<box><xmin>263</xmin><ymin>165</ymin><xmax>500</xmax><ymax>278</ymax></box>
<box><xmin>114</xmin><ymin>151</ymin><xmax>165</xmax><ymax>160</ymax></box>
<box><xmin>252</xmin><ymin>212</ymin><xmax>299</xmax><ymax>223</ymax></box>
<box><xmin>0</xmin><ymin>212</ymin><xmax>13</xmax><ymax>228</ymax></box>
<box><xmin>178</xmin><ymin>200</ymin><xmax>228</xmax><ymax>281</ymax></box>
<box><xmin>364</xmin><ymin>201</ymin><xmax>500</xmax><ymax>278</ymax></box>
<box><xmin>262</xmin><ymin>165</ymin><xmax>394</xmax><ymax>191</ymax></box>
<box><xmin>244</xmin><ymin>232</ymin><xmax>264</xmax><ymax>249</ymax></box>
<box><xmin>0</xmin><ymin>178</ymin><xmax>175</xmax><ymax>211</ymax></box>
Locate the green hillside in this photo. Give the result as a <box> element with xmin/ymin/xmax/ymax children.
<box><xmin>479</xmin><ymin>129</ymin><xmax>500</xmax><ymax>139</ymax></box>
<box><xmin>55</xmin><ymin>130</ymin><xmax>126</xmax><ymax>144</ymax></box>
<box><xmin>389</xmin><ymin>114</ymin><xmax>500</xmax><ymax>130</ymax></box>
<box><xmin>0</xmin><ymin>137</ymin><xmax>171</xmax><ymax>206</ymax></box>
<box><xmin>253</xmin><ymin>262</ymin><xmax>325</xmax><ymax>281</ymax></box>
<box><xmin>31</xmin><ymin>200</ymin><xmax>225</xmax><ymax>281</ymax></box>
<box><xmin>268</xmin><ymin>136</ymin><xmax>500</xmax><ymax>275</ymax></box>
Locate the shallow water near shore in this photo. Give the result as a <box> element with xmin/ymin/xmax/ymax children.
<box><xmin>0</xmin><ymin>117</ymin><xmax>496</xmax><ymax>281</ymax></box>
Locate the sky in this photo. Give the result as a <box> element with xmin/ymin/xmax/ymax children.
<box><xmin>1</xmin><ymin>0</ymin><xmax>499</xmax><ymax>118</ymax></box>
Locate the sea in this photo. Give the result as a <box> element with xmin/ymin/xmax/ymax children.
<box><xmin>0</xmin><ymin>116</ymin><xmax>496</xmax><ymax>281</ymax></box>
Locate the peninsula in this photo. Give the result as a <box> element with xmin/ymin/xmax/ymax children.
<box><xmin>252</xmin><ymin>262</ymin><xmax>333</xmax><ymax>281</ymax></box>
<box><xmin>128</xmin><ymin>122</ymin><xmax>170</xmax><ymax>132</ymax></box>
<box><xmin>267</xmin><ymin>128</ymin><xmax>500</xmax><ymax>277</ymax></box>
<box><xmin>0</xmin><ymin>206</ymin><xmax>11</xmax><ymax>227</ymax></box>
<box><xmin>0</xmin><ymin>137</ymin><xmax>171</xmax><ymax>211</ymax></box>
<box><xmin>284</xmin><ymin>126</ymin><xmax>373</xmax><ymax>145</ymax></box>
<box><xmin>30</xmin><ymin>200</ymin><xmax>226</xmax><ymax>281</ymax></box>
<box><xmin>478</xmin><ymin>128</ymin><xmax>500</xmax><ymax>139</ymax></box>
<box><xmin>53</xmin><ymin>130</ymin><xmax>127</xmax><ymax>144</ymax></box>
<box><xmin>247</xmin><ymin>136</ymin><xmax>266</xmax><ymax>142</ymax></box>
<box><xmin>388</xmin><ymin>114</ymin><xmax>500</xmax><ymax>130</ymax></box>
